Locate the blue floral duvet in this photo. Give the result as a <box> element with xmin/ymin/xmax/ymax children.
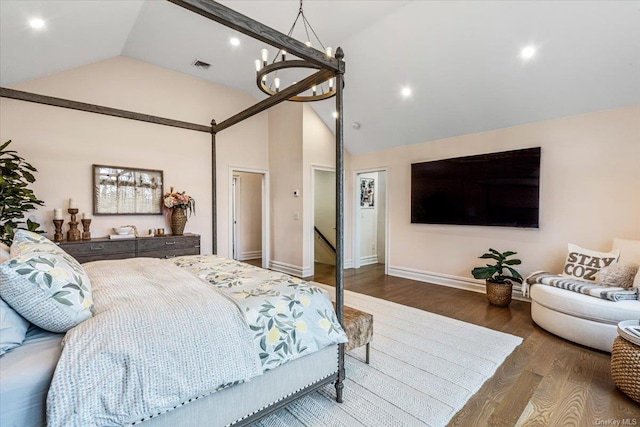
<box><xmin>172</xmin><ymin>255</ymin><xmax>347</xmax><ymax>371</ymax></box>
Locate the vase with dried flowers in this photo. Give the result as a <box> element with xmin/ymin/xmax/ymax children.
<box><xmin>163</xmin><ymin>187</ymin><xmax>195</xmax><ymax>236</ymax></box>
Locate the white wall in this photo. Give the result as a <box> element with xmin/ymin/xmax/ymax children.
<box><xmin>0</xmin><ymin>56</ymin><xmax>269</xmax><ymax>254</ymax></box>
<box><xmin>268</xmin><ymin>102</ymin><xmax>304</xmax><ymax>271</ymax></box>
<box><xmin>267</xmin><ymin>102</ymin><xmax>345</xmax><ymax>276</ymax></box>
<box><xmin>235</xmin><ymin>172</ymin><xmax>262</xmax><ymax>260</ymax></box>
<box><xmin>349</xmin><ymin>106</ymin><xmax>640</xmax><ymax>290</ymax></box>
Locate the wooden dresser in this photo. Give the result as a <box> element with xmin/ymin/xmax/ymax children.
<box><xmin>58</xmin><ymin>234</ymin><xmax>200</xmax><ymax>263</ymax></box>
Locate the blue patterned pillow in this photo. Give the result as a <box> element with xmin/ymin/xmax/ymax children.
<box><xmin>9</xmin><ymin>229</ymin><xmax>64</xmax><ymax>258</ymax></box>
<box><xmin>0</xmin><ymin>251</ymin><xmax>93</xmax><ymax>333</ymax></box>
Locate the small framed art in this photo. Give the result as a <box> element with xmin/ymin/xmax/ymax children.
<box><xmin>360</xmin><ymin>178</ymin><xmax>375</xmax><ymax>208</ymax></box>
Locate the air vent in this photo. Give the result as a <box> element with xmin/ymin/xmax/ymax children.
<box><xmin>192</xmin><ymin>60</ymin><xmax>211</xmax><ymax>70</ymax></box>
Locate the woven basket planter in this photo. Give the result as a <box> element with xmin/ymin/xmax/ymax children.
<box><xmin>486</xmin><ymin>281</ymin><xmax>513</xmax><ymax>307</ymax></box>
<box><xmin>170</xmin><ymin>208</ymin><xmax>187</xmax><ymax>236</ymax></box>
<box><xmin>611</xmin><ymin>335</ymin><xmax>640</xmax><ymax>403</ymax></box>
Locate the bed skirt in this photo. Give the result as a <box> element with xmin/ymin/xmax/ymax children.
<box><xmin>140</xmin><ymin>344</ymin><xmax>339</xmax><ymax>426</ymax></box>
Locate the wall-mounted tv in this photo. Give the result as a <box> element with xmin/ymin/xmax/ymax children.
<box><xmin>411</xmin><ymin>147</ymin><xmax>541</xmax><ymax>228</ymax></box>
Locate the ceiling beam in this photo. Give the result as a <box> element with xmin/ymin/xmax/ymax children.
<box><xmin>0</xmin><ymin>87</ymin><xmax>212</xmax><ymax>134</ymax></box>
<box><xmin>214</xmin><ymin>69</ymin><xmax>334</xmax><ymax>133</ymax></box>
<box><xmin>167</xmin><ymin>0</ymin><xmax>342</xmax><ymax>73</ymax></box>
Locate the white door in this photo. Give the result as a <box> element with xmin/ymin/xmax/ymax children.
<box><xmin>355</xmin><ymin>170</ymin><xmax>388</xmax><ymax>270</ymax></box>
<box><xmin>232</xmin><ymin>175</ymin><xmax>240</xmax><ymax>260</ymax></box>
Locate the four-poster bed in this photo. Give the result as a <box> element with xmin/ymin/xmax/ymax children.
<box><xmin>0</xmin><ymin>0</ymin><xmax>347</xmax><ymax>425</ymax></box>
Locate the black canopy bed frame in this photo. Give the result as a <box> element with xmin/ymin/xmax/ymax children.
<box><xmin>0</xmin><ymin>0</ymin><xmax>346</xmax><ymax>424</ymax></box>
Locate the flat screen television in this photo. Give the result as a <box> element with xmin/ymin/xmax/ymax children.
<box><xmin>411</xmin><ymin>147</ymin><xmax>541</xmax><ymax>228</ymax></box>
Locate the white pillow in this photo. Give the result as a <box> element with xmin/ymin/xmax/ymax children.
<box><xmin>0</xmin><ymin>298</ymin><xmax>30</xmax><ymax>356</ymax></box>
<box><xmin>562</xmin><ymin>243</ymin><xmax>620</xmax><ymax>282</ymax></box>
<box><xmin>597</xmin><ymin>263</ymin><xmax>638</xmax><ymax>289</ymax></box>
<box><xmin>613</xmin><ymin>238</ymin><xmax>640</xmax><ymax>288</ymax></box>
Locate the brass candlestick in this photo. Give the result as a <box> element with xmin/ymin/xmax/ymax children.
<box><xmin>81</xmin><ymin>219</ymin><xmax>92</xmax><ymax>241</ymax></box>
<box><xmin>53</xmin><ymin>219</ymin><xmax>64</xmax><ymax>242</ymax></box>
<box><xmin>67</xmin><ymin>208</ymin><xmax>81</xmax><ymax>241</ymax></box>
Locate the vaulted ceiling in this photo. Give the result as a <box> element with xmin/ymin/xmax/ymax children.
<box><xmin>1</xmin><ymin>1</ymin><xmax>639</xmax><ymax>154</ymax></box>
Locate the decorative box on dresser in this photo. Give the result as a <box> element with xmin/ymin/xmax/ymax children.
<box><xmin>58</xmin><ymin>234</ymin><xmax>200</xmax><ymax>263</ymax></box>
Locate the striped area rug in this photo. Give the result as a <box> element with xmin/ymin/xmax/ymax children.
<box><xmin>254</xmin><ymin>286</ymin><xmax>523</xmax><ymax>427</ymax></box>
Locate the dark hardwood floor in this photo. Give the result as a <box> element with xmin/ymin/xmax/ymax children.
<box><xmin>308</xmin><ymin>262</ymin><xmax>640</xmax><ymax>426</ymax></box>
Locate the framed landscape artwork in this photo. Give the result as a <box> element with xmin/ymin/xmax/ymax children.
<box><xmin>93</xmin><ymin>165</ymin><xmax>163</xmax><ymax>215</ymax></box>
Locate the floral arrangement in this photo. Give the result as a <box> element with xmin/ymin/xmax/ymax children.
<box><xmin>163</xmin><ymin>187</ymin><xmax>195</xmax><ymax>216</ymax></box>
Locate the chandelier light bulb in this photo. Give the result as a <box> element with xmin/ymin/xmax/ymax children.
<box><xmin>332</xmin><ymin>111</ymin><xmax>339</xmax><ymax>119</ymax></box>
<box><xmin>326</xmin><ymin>47</ymin><xmax>333</xmax><ymax>57</ymax></box>
<box><xmin>312</xmin><ymin>85</ymin><xmax>317</xmax><ymax>96</ymax></box>
<box><xmin>229</xmin><ymin>37</ymin><xmax>240</xmax><ymax>47</ymax></box>
<box><xmin>261</xmin><ymin>49</ymin><xmax>269</xmax><ymax>66</ymax></box>
<box><xmin>281</xmin><ymin>50</ymin><xmax>287</xmax><ymax>61</ymax></box>
<box><xmin>305</xmin><ymin>41</ymin><xmax>312</xmax><ymax>48</ymax></box>
<box><xmin>329</xmin><ymin>78</ymin><xmax>334</xmax><ymax>90</ymax></box>
<box><xmin>255</xmin><ymin>59</ymin><xmax>261</xmax><ymax>72</ymax></box>
<box><xmin>274</xmin><ymin>77</ymin><xmax>280</xmax><ymax>92</ymax></box>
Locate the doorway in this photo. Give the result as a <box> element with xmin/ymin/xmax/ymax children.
<box><xmin>230</xmin><ymin>170</ymin><xmax>268</xmax><ymax>268</ymax></box>
<box><xmin>312</xmin><ymin>167</ymin><xmax>336</xmax><ymax>275</ymax></box>
<box><xmin>354</xmin><ymin>169</ymin><xmax>388</xmax><ymax>272</ymax></box>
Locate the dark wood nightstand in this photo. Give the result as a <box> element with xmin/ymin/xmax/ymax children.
<box><xmin>58</xmin><ymin>234</ymin><xmax>200</xmax><ymax>263</ymax></box>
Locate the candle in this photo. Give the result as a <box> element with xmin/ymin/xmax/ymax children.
<box><xmin>54</xmin><ymin>208</ymin><xmax>63</xmax><ymax>220</ymax></box>
<box><xmin>82</xmin><ymin>212</ymin><xmax>91</xmax><ymax>220</ymax></box>
<box><xmin>69</xmin><ymin>198</ymin><xmax>77</xmax><ymax>209</ymax></box>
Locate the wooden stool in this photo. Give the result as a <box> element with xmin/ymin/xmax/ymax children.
<box><xmin>342</xmin><ymin>305</ymin><xmax>373</xmax><ymax>364</ymax></box>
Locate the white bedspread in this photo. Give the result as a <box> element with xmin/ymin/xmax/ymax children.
<box><xmin>47</xmin><ymin>258</ymin><xmax>262</xmax><ymax>427</ymax></box>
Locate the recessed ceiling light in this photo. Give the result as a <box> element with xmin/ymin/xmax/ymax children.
<box><xmin>229</xmin><ymin>37</ymin><xmax>240</xmax><ymax>47</ymax></box>
<box><xmin>352</xmin><ymin>122</ymin><xmax>361</xmax><ymax>130</ymax></box>
<box><xmin>29</xmin><ymin>18</ymin><xmax>45</xmax><ymax>30</ymax></box>
<box><xmin>401</xmin><ymin>86</ymin><xmax>412</xmax><ymax>98</ymax></box>
<box><xmin>520</xmin><ymin>45</ymin><xmax>537</xmax><ymax>61</ymax></box>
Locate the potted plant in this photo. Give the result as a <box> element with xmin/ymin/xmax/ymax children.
<box><xmin>471</xmin><ymin>248</ymin><xmax>523</xmax><ymax>307</ymax></box>
<box><xmin>0</xmin><ymin>140</ymin><xmax>45</xmax><ymax>246</ymax></box>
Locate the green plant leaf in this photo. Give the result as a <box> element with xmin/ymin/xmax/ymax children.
<box><xmin>472</xmin><ymin>266</ymin><xmax>499</xmax><ymax>279</ymax></box>
<box><xmin>505</xmin><ymin>266</ymin><xmax>523</xmax><ymax>282</ymax></box>
<box><xmin>504</xmin><ymin>259</ymin><xmax>522</xmax><ymax>265</ymax></box>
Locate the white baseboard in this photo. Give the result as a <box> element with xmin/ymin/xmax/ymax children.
<box><xmin>388</xmin><ymin>265</ymin><xmax>530</xmax><ymax>302</ymax></box>
<box><xmin>238</xmin><ymin>250</ymin><xmax>261</xmax><ymax>261</ymax></box>
<box><xmin>360</xmin><ymin>255</ymin><xmax>378</xmax><ymax>266</ymax></box>
<box><xmin>269</xmin><ymin>260</ymin><xmax>312</xmax><ymax>278</ymax></box>
<box><xmin>344</xmin><ymin>259</ymin><xmax>353</xmax><ymax>269</ymax></box>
